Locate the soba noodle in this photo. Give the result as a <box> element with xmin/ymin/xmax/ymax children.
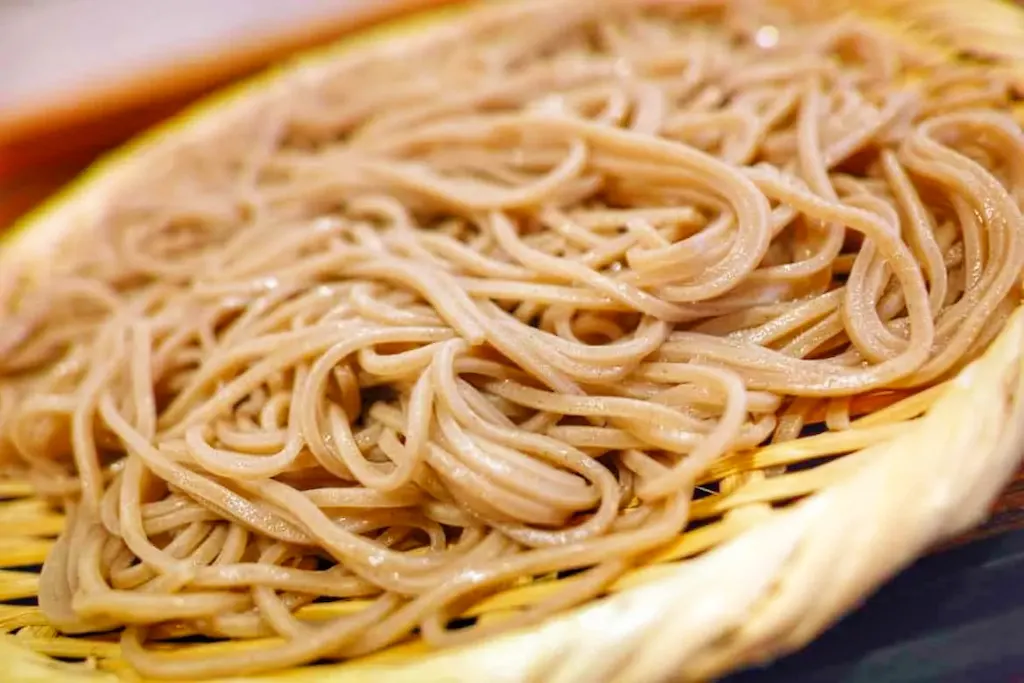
<box><xmin>1</xmin><ymin>0</ymin><xmax>1023</xmax><ymax>677</ymax></box>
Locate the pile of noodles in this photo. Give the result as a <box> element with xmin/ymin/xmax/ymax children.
<box><xmin>1</xmin><ymin>0</ymin><xmax>1023</xmax><ymax>677</ymax></box>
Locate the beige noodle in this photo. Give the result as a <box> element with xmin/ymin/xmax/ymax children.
<box><xmin>0</xmin><ymin>0</ymin><xmax>1022</xmax><ymax>678</ymax></box>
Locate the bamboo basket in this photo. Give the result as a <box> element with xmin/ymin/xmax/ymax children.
<box><xmin>3</xmin><ymin>0</ymin><xmax>1024</xmax><ymax>680</ymax></box>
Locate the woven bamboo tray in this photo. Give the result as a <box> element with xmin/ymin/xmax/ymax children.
<box><xmin>4</xmin><ymin>0</ymin><xmax>1024</xmax><ymax>680</ymax></box>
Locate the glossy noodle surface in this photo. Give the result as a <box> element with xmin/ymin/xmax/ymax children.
<box><xmin>1</xmin><ymin>0</ymin><xmax>1023</xmax><ymax>677</ymax></box>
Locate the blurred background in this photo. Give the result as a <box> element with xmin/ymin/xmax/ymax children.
<box><xmin>3</xmin><ymin>1</ymin><xmax>1024</xmax><ymax>680</ymax></box>
<box><xmin>0</xmin><ymin>0</ymin><xmax>444</xmax><ymax>227</ymax></box>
